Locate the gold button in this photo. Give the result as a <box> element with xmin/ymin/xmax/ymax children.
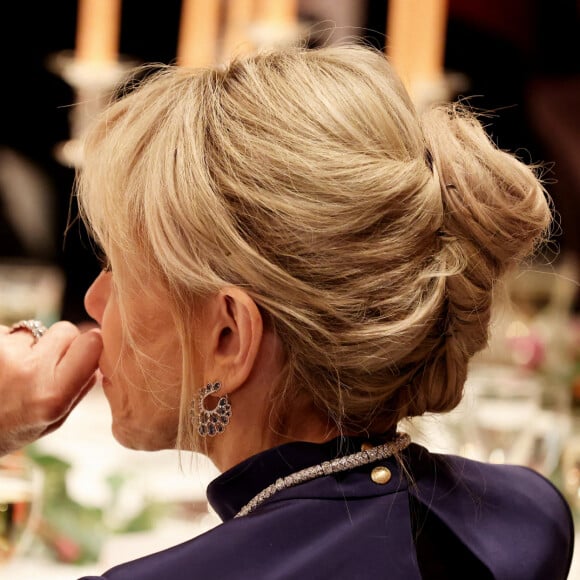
<box><xmin>361</xmin><ymin>442</ymin><xmax>374</xmax><ymax>452</ymax></box>
<box><xmin>371</xmin><ymin>466</ymin><xmax>392</xmax><ymax>485</ymax></box>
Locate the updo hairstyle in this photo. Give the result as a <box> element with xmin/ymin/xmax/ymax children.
<box><xmin>77</xmin><ymin>44</ymin><xmax>551</xmax><ymax>446</ymax></box>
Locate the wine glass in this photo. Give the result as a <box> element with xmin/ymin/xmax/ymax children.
<box><xmin>0</xmin><ymin>453</ymin><xmax>43</xmax><ymax>567</ymax></box>
<box><xmin>461</xmin><ymin>365</ymin><xmax>543</xmax><ymax>467</ymax></box>
<box><xmin>561</xmin><ymin>433</ymin><xmax>580</xmax><ymax>514</ymax></box>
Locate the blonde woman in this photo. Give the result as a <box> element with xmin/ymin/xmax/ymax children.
<box><xmin>6</xmin><ymin>44</ymin><xmax>572</xmax><ymax>578</ymax></box>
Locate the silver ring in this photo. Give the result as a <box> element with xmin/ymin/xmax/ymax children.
<box><xmin>10</xmin><ymin>319</ymin><xmax>48</xmax><ymax>344</ymax></box>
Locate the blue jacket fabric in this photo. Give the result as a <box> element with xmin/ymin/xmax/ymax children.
<box><xmin>80</xmin><ymin>437</ymin><xmax>574</xmax><ymax>579</ymax></box>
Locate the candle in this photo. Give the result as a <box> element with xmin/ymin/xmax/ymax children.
<box><xmin>386</xmin><ymin>0</ymin><xmax>448</xmax><ymax>89</ymax></box>
<box><xmin>257</xmin><ymin>0</ymin><xmax>298</xmax><ymax>27</ymax></box>
<box><xmin>177</xmin><ymin>0</ymin><xmax>222</xmax><ymax>67</ymax></box>
<box><xmin>75</xmin><ymin>0</ymin><xmax>122</xmax><ymax>64</ymax></box>
<box><xmin>222</xmin><ymin>0</ymin><xmax>256</xmax><ymax>60</ymax></box>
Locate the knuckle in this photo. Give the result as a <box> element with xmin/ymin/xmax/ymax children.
<box><xmin>50</xmin><ymin>320</ymin><xmax>79</xmax><ymax>338</ymax></box>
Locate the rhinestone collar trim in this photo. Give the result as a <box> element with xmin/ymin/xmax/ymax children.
<box><xmin>234</xmin><ymin>432</ymin><xmax>411</xmax><ymax>518</ymax></box>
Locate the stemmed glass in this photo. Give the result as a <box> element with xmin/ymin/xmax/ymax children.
<box><xmin>456</xmin><ymin>364</ymin><xmax>571</xmax><ymax>480</ymax></box>
<box><xmin>461</xmin><ymin>365</ymin><xmax>543</xmax><ymax>467</ymax></box>
<box><xmin>0</xmin><ymin>453</ymin><xmax>43</xmax><ymax>567</ymax></box>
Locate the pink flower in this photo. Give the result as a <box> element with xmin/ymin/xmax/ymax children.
<box><xmin>507</xmin><ymin>334</ymin><xmax>545</xmax><ymax>370</ymax></box>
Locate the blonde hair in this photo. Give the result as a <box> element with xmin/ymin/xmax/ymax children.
<box><xmin>77</xmin><ymin>44</ymin><xmax>551</xmax><ymax>448</ymax></box>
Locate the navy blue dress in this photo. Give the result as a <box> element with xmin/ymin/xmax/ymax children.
<box><xmin>80</xmin><ymin>437</ymin><xmax>574</xmax><ymax>579</ymax></box>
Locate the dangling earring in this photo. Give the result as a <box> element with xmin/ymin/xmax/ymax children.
<box><xmin>196</xmin><ymin>381</ymin><xmax>232</xmax><ymax>437</ymax></box>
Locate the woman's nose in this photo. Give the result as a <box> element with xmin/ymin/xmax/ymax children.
<box><xmin>84</xmin><ymin>271</ymin><xmax>110</xmax><ymax>325</ymax></box>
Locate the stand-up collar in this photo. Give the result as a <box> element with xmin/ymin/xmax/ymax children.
<box><xmin>207</xmin><ymin>435</ymin><xmax>374</xmax><ymax>521</ymax></box>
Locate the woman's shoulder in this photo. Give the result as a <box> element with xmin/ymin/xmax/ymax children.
<box><xmin>407</xmin><ymin>442</ymin><xmax>572</xmax><ymax>517</ymax></box>
<box><xmin>406</xmin><ymin>443</ymin><xmax>574</xmax><ymax>579</ymax></box>
<box><xmin>78</xmin><ymin>443</ymin><xmax>574</xmax><ymax>580</ymax></box>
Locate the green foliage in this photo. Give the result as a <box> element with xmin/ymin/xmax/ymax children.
<box><xmin>24</xmin><ymin>446</ymin><xmax>169</xmax><ymax>565</ymax></box>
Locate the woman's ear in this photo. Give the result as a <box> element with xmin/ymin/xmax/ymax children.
<box><xmin>204</xmin><ymin>287</ymin><xmax>263</xmax><ymax>394</ymax></box>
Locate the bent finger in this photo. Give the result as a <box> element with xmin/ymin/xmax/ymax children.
<box><xmin>34</xmin><ymin>321</ymin><xmax>81</xmax><ymax>359</ymax></box>
<box><xmin>54</xmin><ymin>329</ymin><xmax>103</xmax><ymax>397</ymax></box>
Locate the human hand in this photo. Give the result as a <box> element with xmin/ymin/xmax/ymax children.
<box><xmin>0</xmin><ymin>321</ymin><xmax>102</xmax><ymax>456</ymax></box>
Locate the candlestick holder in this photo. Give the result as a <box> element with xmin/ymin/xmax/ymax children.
<box><xmin>47</xmin><ymin>51</ymin><xmax>137</xmax><ymax>168</ymax></box>
<box><xmin>246</xmin><ymin>19</ymin><xmax>308</xmax><ymax>54</ymax></box>
<box><xmin>411</xmin><ymin>71</ymin><xmax>470</xmax><ymax>112</ymax></box>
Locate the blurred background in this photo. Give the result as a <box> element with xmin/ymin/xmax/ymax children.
<box><xmin>1</xmin><ymin>0</ymin><xmax>579</xmax><ymax>577</ymax></box>
<box><xmin>1</xmin><ymin>0</ymin><xmax>578</xmax><ymax>321</ymax></box>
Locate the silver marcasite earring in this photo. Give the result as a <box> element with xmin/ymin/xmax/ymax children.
<box><xmin>196</xmin><ymin>381</ymin><xmax>232</xmax><ymax>437</ymax></box>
